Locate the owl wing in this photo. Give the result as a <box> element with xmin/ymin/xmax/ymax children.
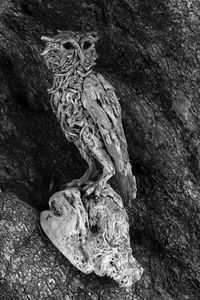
<box><xmin>82</xmin><ymin>73</ymin><xmax>130</xmax><ymax>170</ymax></box>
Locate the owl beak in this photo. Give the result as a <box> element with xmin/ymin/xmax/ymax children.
<box><xmin>41</xmin><ymin>36</ymin><xmax>55</xmax><ymax>55</ymax></box>
<box><xmin>80</xmin><ymin>55</ymin><xmax>85</xmax><ymax>65</ymax></box>
<box><xmin>41</xmin><ymin>36</ymin><xmax>54</xmax><ymax>42</ymax></box>
<box><xmin>77</xmin><ymin>49</ymin><xmax>85</xmax><ymax>65</ymax></box>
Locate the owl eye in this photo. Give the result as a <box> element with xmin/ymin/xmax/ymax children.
<box><xmin>62</xmin><ymin>42</ymin><xmax>74</xmax><ymax>50</ymax></box>
<box><xmin>83</xmin><ymin>41</ymin><xmax>92</xmax><ymax>50</ymax></box>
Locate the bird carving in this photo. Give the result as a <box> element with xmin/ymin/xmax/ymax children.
<box><xmin>41</xmin><ymin>30</ymin><xmax>137</xmax><ymax>204</ymax></box>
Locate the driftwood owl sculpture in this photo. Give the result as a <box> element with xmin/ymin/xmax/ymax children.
<box><xmin>41</xmin><ymin>31</ymin><xmax>137</xmax><ymax>204</ymax></box>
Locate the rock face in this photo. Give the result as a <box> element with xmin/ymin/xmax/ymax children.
<box><xmin>0</xmin><ymin>0</ymin><xmax>200</xmax><ymax>299</ymax></box>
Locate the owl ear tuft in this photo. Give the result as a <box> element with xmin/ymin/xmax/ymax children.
<box><xmin>88</xmin><ymin>32</ymin><xmax>99</xmax><ymax>42</ymax></box>
<box><xmin>41</xmin><ymin>36</ymin><xmax>54</xmax><ymax>42</ymax></box>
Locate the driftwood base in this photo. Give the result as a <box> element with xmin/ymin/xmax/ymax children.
<box><xmin>40</xmin><ymin>185</ymin><xmax>143</xmax><ymax>287</ymax></box>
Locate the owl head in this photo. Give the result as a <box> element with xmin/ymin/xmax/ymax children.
<box><xmin>41</xmin><ymin>30</ymin><xmax>99</xmax><ymax>73</ymax></box>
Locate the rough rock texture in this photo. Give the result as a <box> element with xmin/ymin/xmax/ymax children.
<box><xmin>0</xmin><ymin>0</ymin><xmax>200</xmax><ymax>299</ymax></box>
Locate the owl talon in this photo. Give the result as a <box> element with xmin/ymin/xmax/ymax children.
<box><xmin>61</xmin><ymin>178</ymin><xmax>89</xmax><ymax>190</ymax></box>
<box><xmin>94</xmin><ymin>186</ymin><xmax>101</xmax><ymax>197</ymax></box>
<box><xmin>61</xmin><ymin>182</ymin><xmax>78</xmax><ymax>191</ymax></box>
<box><xmin>66</xmin><ymin>180</ymin><xmax>80</xmax><ymax>187</ymax></box>
<box><xmin>82</xmin><ymin>181</ymin><xmax>102</xmax><ymax>198</ymax></box>
<box><xmin>85</xmin><ymin>186</ymin><xmax>95</xmax><ymax>196</ymax></box>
